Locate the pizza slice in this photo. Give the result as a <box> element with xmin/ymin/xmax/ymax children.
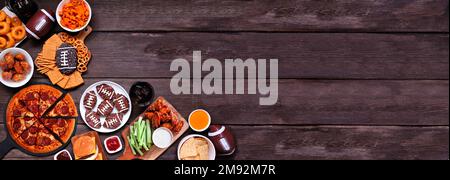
<box><xmin>35</xmin><ymin>125</ymin><xmax>63</xmax><ymax>153</ymax></box>
<box><xmin>41</xmin><ymin>118</ymin><xmax>76</xmax><ymax>144</ymax></box>
<box><xmin>17</xmin><ymin>122</ymin><xmax>62</xmax><ymax>154</ymax></box>
<box><xmin>45</xmin><ymin>93</ymin><xmax>78</xmax><ymax>118</ymax></box>
<box><xmin>6</xmin><ymin>96</ymin><xmax>35</xmax><ymax>118</ymax></box>
<box><xmin>14</xmin><ymin>121</ymin><xmax>41</xmax><ymax>153</ymax></box>
<box><xmin>39</xmin><ymin>85</ymin><xmax>64</xmax><ymax>117</ymax></box>
<box><xmin>19</xmin><ymin>85</ymin><xmax>41</xmax><ymax>117</ymax></box>
<box><xmin>7</xmin><ymin>117</ymin><xmax>39</xmax><ymax>139</ymax></box>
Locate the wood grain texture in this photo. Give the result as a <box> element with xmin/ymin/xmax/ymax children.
<box><xmin>0</xmin><ymin>0</ymin><xmax>448</xmax><ymax>160</ymax></box>
<box><xmin>1</xmin><ymin>125</ymin><xmax>448</xmax><ymax>160</ymax></box>
<box><xmin>29</xmin><ymin>0</ymin><xmax>450</xmax><ymax>32</ymax></box>
<box><xmin>20</xmin><ymin>33</ymin><xmax>449</xmax><ymax>79</ymax></box>
<box><xmin>1</xmin><ymin>79</ymin><xmax>448</xmax><ymax>126</ymax></box>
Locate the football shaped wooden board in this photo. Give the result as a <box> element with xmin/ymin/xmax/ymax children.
<box><xmin>117</xmin><ymin>97</ymin><xmax>188</xmax><ymax>160</ymax></box>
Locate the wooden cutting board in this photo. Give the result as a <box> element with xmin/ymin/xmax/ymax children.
<box><xmin>117</xmin><ymin>97</ymin><xmax>189</xmax><ymax>160</ymax></box>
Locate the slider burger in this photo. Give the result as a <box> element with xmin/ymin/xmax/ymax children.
<box><xmin>72</xmin><ymin>135</ymin><xmax>100</xmax><ymax>160</ymax></box>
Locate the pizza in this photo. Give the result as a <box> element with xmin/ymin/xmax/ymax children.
<box><xmin>46</xmin><ymin>93</ymin><xmax>79</xmax><ymax>118</ymax></box>
<box><xmin>20</xmin><ymin>86</ymin><xmax>41</xmax><ymax>117</ymax></box>
<box><xmin>41</xmin><ymin>118</ymin><xmax>76</xmax><ymax>143</ymax></box>
<box><xmin>39</xmin><ymin>86</ymin><xmax>63</xmax><ymax>116</ymax></box>
<box><xmin>6</xmin><ymin>84</ymin><xmax>77</xmax><ymax>154</ymax></box>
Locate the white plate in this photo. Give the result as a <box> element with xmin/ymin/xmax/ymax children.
<box><xmin>0</xmin><ymin>7</ymin><xmax>27</xmax><ymax>51</ymax></box>
<box><xmin>0</xmin><ymin>48</ymin><xmax>34</xmax><ymax>88</ymax></box>
<box><xmin>80</xmin><ymin>81</ymin><xmax>132</xmax><ymax>133</ymax></box>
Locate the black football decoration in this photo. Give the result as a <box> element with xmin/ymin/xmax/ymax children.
<box><xmin>56</xmin><ymin>43</ymin><xmax>78</xmax><ymax>75</ymax></box>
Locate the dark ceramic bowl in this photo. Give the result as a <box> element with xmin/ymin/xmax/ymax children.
<box><xmin>129</xmin><ymin>82</ymin><xmax>155</xmax><ymax>108</ymax></box>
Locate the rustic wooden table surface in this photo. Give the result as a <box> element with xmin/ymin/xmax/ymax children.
<box><xmin>0</xmin><ymin>0</ymin><xmax>448</xmax><ymax>160</ymax></box>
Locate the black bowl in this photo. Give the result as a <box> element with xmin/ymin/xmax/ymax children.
<box><xmin>129</xmin><ymin>82</ymin><xmax>154</xmax><ymax>108</ymax></box>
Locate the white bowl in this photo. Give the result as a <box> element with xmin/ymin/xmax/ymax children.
<box><xmin>54</xmin><ymin>149</ymin><xmax>73</xmax><ymax>160</ymax></box>
<box><xmin>188</xmin><ymin>109</ymin><xmax>211</xmax><ymax>132</ymax></box>
<box><xmin>0</xmin><ymin>48</ymin><xmax>34</xmax><ymax>88</ymax></box>
<box><xmin>104</xmin><ymin>136</ymin><xmax>123</xmax><ymax>154</ymax></box>
<box><xmin>177</xmin><ymin>134</ymin><xmax>216</xmax><ymax>160</ymax></box>
<box><xmin>153</xmin><ymin>127</ymin><xmax>174</xmax><ymax>149</ymax></box>
<box><xmin>56</xmin><ymin>0</ymin><xmax>92</xmax><ymax>32</ymax></box>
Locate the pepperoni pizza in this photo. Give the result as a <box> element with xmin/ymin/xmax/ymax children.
<box><xmin>6</xmin><ymin>85</ymin><xmax>77</xmax><ymax>154</ymax></box>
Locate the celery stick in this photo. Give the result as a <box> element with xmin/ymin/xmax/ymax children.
<box><xmin>131</xmin><ymin>135</ymin><xmax>143</xmax><ymax>155</ymax></box>
<box><xmin>135</xmin><ymin>146</ymin><xmax>143</xmax><ymax>156</ymax></box>
<box><xmin>142</xmin><ymin>124</ymin><xmax>147</xmax><ymax>147</ymax></box>
<box><xmin>136</xmin><ymin>122</ymin><xmax>140</xmax><ymax>138</ymax></box>
<box><xmin>129</xmin><ymin>125</ymin><xmax>134</xmax><ymax>137</ymax></box>
<box><xmin>146</xmin><ymin>120</ymin><xmax>152</xmax><ymax>145</ymax></box>
<box><xmin>131</xmin><ymin>141</ymin><xmax>143</xmax><ymax>156</ymax></box>
<box><xmin>136</xmin><ymin>123</ymin><xmax>142</xmax><ymax>143</ymax></box>
<box><xmin>127</xmin><ymin>136</ymin><xmax>136</xmax><ymax>155</ymax></box>
<box><xmin>144</xmin><ymin>125</ymin><xmax>150</xmax><ymax>151</ymax></box>
<box><xmin>134</xmin><ymin>123</ymin><xmax>138</xmax><ymax>137</ymax></box>
<box><xmin>139</xmin><ymin>122</ymin><xmax>146</xmax><ymax>143</ymax></box>
<box><xmin>130</xmin><ymin>134</ymin><xmax>136</xmax><ymax>148</ymax></box>
<box><xmin>142</xmin><ymin>138</ymin><xmax>149</xmax><ymax>151</ymax></box>
<box><xmin>139</xmin><ymin>130</ymin><xmax>146</xmax><ymax>147</ymax></box>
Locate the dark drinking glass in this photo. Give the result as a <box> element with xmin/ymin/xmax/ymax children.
<box><xmin>6</xmin><ymin>0</ymin><xmax>39</xmax><ymax>23</ymax></box>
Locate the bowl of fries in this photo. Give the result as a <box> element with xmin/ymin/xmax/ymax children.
<box><xmin>56</xmin><ymin>0</ymin><xmax>92</xmax><ymax>32</ymax></box>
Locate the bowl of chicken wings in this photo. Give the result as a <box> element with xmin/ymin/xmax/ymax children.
<box><xmin>0</xmin><ymin>48</ymin><xmax>34</xmax><ymax>88</ymax></box>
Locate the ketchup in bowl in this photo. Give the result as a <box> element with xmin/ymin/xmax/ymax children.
<box><xmin>104</xmin><ymin>136</ymin><xmax>122</xmax><ymax>154</ymax></box>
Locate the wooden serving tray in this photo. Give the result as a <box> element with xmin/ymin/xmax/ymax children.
<box><xmin>117</xmin><ymin>97</ymin><xmax>189</xmax><ymax>160</ymax></box>
<box><xmin>71</xmin><ymin>131</ymin><xmax>108</xmax><ymax>160</ymax></box>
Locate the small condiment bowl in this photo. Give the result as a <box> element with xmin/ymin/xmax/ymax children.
<box><xmin>188</xmin><ymin>109</ymin><xmax>211</xmax><ymax>132</ymax></box>
<box><xmin>104</xmin><ymin>135</ymin><xmax>123</xmax><ymax>154</ymax></box>
<box><xmin>0</xmin><ymin>48</ymin><xmax>34</xmax><ymax>88</ymax></box>
<box><xmin>152</xmin><ymin>127</ymin><xmax>173</xmax><ymax>149</ymax></box>
<box><xmin>177</xmin><ymin>134</ymin><xmax>216</xmax><ymax>160</ymax></box>
<box><xmin>54</xmin><ymin>149</ymin><xmax>73</xmax><ymax>160</ymax></box>
<box><xmin>56</xmin><ymin>0</ymin><xmax>92</xmax><ymax>32</ymax></box>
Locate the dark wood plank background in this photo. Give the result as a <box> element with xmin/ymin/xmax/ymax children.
<box><xmin>0</xmin><ymin>0</ymin><xmax>448</xmax><ymax>160</ymax></box>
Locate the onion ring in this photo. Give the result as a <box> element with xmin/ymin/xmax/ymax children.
<box><xmin>0</xmin><ymin>37</ymin><xmax>7</xmax><ymax>49</ymax></box>
<box><xmin>6</xmin><ymin>33</ymin><xmax>16</xmax><ymax>48</ymax></box>
<box><xmin>11</xmin><ymin>26</ymin><xmax>26</xmax><ymax>41</ymax></box>
<box><xmin>0</xmin><ymin>22</ymin><xmax>10</xmax><ymax>35</ymax></box>
<box><xmin>11</xmin><ymin>17</ymin><xmax>22</xmax><ymax>27</ymax></box>
<box><xmin>5</xmin><ymin>16</ymin><xmax>11</xmax><ymax>25</ymax></box>
<box><xmin>0</xmin><ymin>11</ymin><xmax>6</xmax><ymax>22</ymax></box>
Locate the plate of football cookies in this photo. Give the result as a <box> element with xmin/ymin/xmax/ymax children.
<box><xmin>34</xmin><ymin>26</ymin><xmax>93</xmax><ymax>90</ymax></box>
<box><xmin>80</xmin><ymin>81</ymin><xmax>132</xmax><ymax>133</ymax></box>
